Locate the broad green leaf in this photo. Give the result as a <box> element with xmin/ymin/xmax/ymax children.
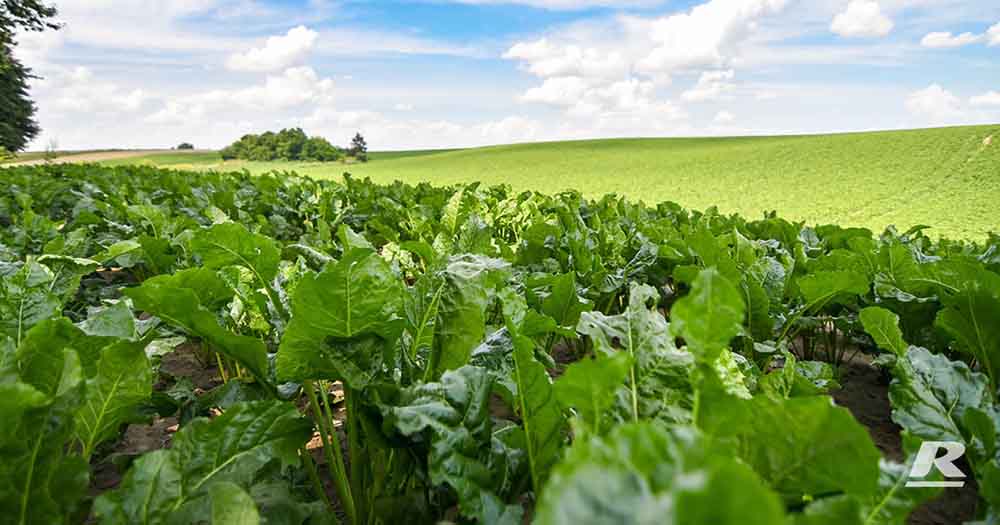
<box><xmin>555</xmin><ymin>351</ymin><xmax>632</xmax><ymax>434</ymax></box>
<box><xmin>75</xmin><ymin>341</ymin><xmax>153</xmax><ymax>459</ymax></box>
<box><xmin>859</xmin><ymin>307</ymin><xmax>907</xmax><ymax>356</ymax></box>
<box><xmin>125</xmin><ymin>269</ymin><xmax>269</xmax><ymax>385</ymax></box>
<box><xmin>192</xmin><ymin>223</ymin><xmax>281</xmax><ymax>285</ymax></box>
<box><xmin>535</xmin><ymin>273</ymin><xmax>593</xmax><ymax>334</ymax></box>
<box><xmin>797</xmin><ymin>270</ymin><xmax>870</xmax><ymax>310</ymax></box>
<box><xmin>889</xmin><ymin>346</ymin><xmax>992</xmax><ymax>447</ymax></box>
<box><xmin>935</xmin><ymin>279</ymin><xmax>1000</xmax><ymax>391</ymax></box>
<box><xmin>501</xmin><ymin>288</ymin><xmax>566</xmax><ymax>490</ymax></box>
<box><xmin>429</xmin><ymin>254</ymin><xmax>510</xmax><ymax>378</ymax></box>
<box><xmin>78</xmin><ymin>300</ymin><xmax>138</xmax><ymax>339</ymax></box>
<box><xmin>577</xmin><ymin>282</ymin><xmax>693</xmax><ymax>424</ymax></box>
<box><xmin>0</xmin><ymin>260</ymin><xmax>61</xmax><ymax>345</ymax></box>
<box><xmin>671</xmin><ymin>267</ymin><xmax>745</xmax><ymax>362</ymax></box>
<box><xmin>383</xmin><ymin>366</ymin><xmax>522</xmax><ymax>525</ymax></box>
<box><xmin>16</xmin><ymin>317</ymin><xmax>114</xmax><ymax>382</ymax></box>
<box><xmin>536</xmin><ymin>423</ymin><xmax>784</xmax><ymax>525</ymax></box>
<box><xmin>37</xmin><ymin>254</ymin><xmax>98</xmax><ymax>303</ymax></box>
<box><xmin>0</xmin><ymin>350</ymin><xmax>90</xmax><ymax>525</ymax></box>
<box><xmin>94</xmin><ymin>401</ymin><xmax>312</xmax><ymax>525</ymax></box>
<box><xmin>276</xmin><ymin>249</ymin><xmax>403</xmax><ymax>388</ymax></box>
<box><xmin>210</xmin><ymin>482</ymin><xmax>260</xmax><ymax>525</ymax></box>
<box><xmin>702</xmin><ymin>394</ymin><xmax>881</xmax><ymax>500</ymax></box>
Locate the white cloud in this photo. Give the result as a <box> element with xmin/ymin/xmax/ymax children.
<box><xmin>905</xmin><ymin>84</ymin><xmax>962</xmax><ymax>121</ymax></box>
<box><xmin>681</xmin><ymin>70</ymin><xmax>736</xmax><ymax>102</ymax></box>
<box><xmin>635</xmin><ymin>0</ymin><xmax>789</xmax><ymax>75</ymax></box>
<box><xmin>394</xmin><ymin>103</ymin><xmax>415</xmax><ymax>111</ymax></box>
<box><xmin>989</xmin><ymin>22</ymin><xmax>1000</xmax><ymax>46</ymax></box>
<box><xmin>504</xmin><ymin>39</ymin><xmax>629</xmax><ymax>80</ymax></box>
<box><xmin>970</xmin><ymin>91</ymin><xmax>1000</xmax><ymax>106</ymax></box>
<box><xmin>831</xmin><ymin>0</ymin><xmax>894</xmax><ymax>38</ymax></box>
<box><xmin>714</xmin><ymin>110</ymin><xmax>736</xmax><ymax>123</ymax></box>
<box><xmin>920</xmin><ymin>31</ymin><xmax>982</xmax><ymax>48</ymax></box>
<box><xmin>226</xmin><ymin>26</ymin><xmax>318</xmax><ymax>72</ymax></box>
<box><xmin>146</xmin><ymin>67</ymin><xmax>335</xmax><ymax>124</ymax></box>
<box><xmin>38</xmin><ymin>66</ymin><xmax>149</xmax><ymax>114</ymax></box>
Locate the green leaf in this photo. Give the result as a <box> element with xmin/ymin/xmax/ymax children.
<box><xmin>859</xmin><ymin>307</ymin><xmax>907</xmax><ymax>356</ymax></box>
<box><xmin>276</xmin><ymin>249</ymin><xmax>403</xmax><ymax>388</ymax></box>
<box><xmin>577</xmin><ymin>283</ymin><xmax>693</xmax><ymax>424</ymax></box>
<box><xmin>210</xmin><ymin>482</ymin><xmax>260</xmax><ymax>525</ymax></box>
<box><xmin>797</xmin><ymin>270</ymin><xmax>870</xmax><ymax>310</ymax></box>
<box><xmin>671</xmin><ymin>267</ymin><xmax>745</xmax><ymax>362</ymax></box>
<box><xmin>0</xmin><ymin>349</ymin><xmax>90</xmax><ymax>525</ymax></box>
<box><xmin>429</xmin><ymin>254</ymin><xmax>510</xmax><ymax>378</ymax></box>
<box><xmin>16</xmin><ymin>317</ymin><xmax>115</xmax><ymax>383</ymax></box>
<box><xmin>889</xmin><ymin>346</ymin><xmax>992</xmax><ymax>447</ymax></box>
<box><xmin>536</xmin><ymin>423</ymin><xmax>785</xmax><ymax>525</ymax></box>
<box><xmin>74</xmin><ymin>341</ymin><xmax>153</xmax><ymax>459</ymax></box>
<box><xmin>554</xmin><ymin>351</ymin><xmax>632</xmax><ymax>434</ymax></box>
<box><xmin>535</xmin><ymin>273</ymin><xmax>593</xmax><ymax>334</ymax></box>
<box><xmin>0</xmin><ymin>260</ymin><xmax>61</xmax><ymax>345</ymax></box>
<box><xmin>702</xmin><ymin>394</ymin><xmax>881</xmax><ymax>500</ymax></box>
<box><xmin>125</xmin><ymin>269</ymin><xmax>269</xmax><ymax>385</ymax></box>
<box><xmin>383</xmin><ymin>366</ymin><xmax>523</xmax><ymax>525</ymax></box>
<box><xmin>37</xmin><ymin>254</ymin><xmax>98</xmax><ymax>303</ymax></box>
<box><xmin>500</xmin><ymin>288</ymin><xmax>566</xmax><ymax>490</ymax></box>
<box><xmin>78</xmin><ymin>300</ymin><xmax>138</xmax><ymax>339</ymax></box>
<box><xmin>935</xmin><ymin>279</ymin><xmax>1000</xmax><ymax>392</ymax></box>
<box><xmin>94</xmin><ymin>401</ymin><xmax>312</xmax><ymax>525</ymax></box>
<box><xmin>192</xmin><ymin>222</ymin><xmax>281</xmax><ymax>285</ymax></box>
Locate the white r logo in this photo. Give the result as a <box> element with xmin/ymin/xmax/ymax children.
<box><xmin>905</xmin><ymin>441</ymin><xmax>966</xmax><ymax>488</ymax></box>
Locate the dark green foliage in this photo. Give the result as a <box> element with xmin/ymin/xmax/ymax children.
<box><xmin>176</xmin><ymin>142</ymin><xmax>194</xmax><ymax>150</ymax></box>
<box><xmin>349</xmin><ymin>132</ymin><xmax>368</xmax><ymax>162</ymax></box>
<box><xmin>0</xmin><ymin>42</ymin><xmax>40</xmax><ymax>152</ymax></box>
<box><xmin>220</xmin><ymin>128</ymin><xmax>341</xmax><ymax>162</ymax></box>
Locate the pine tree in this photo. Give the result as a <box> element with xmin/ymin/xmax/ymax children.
<box><xmin>0</xmin><ymin>1</ymin><xmax>59</xmax><ymax>152</ymax></box>
<box><xmin>350</xmin><ymin>133</ymin><xmax>368</xmax><ymax>162</ymax></box>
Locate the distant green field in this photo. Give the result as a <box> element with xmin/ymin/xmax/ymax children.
<box><xmin>106</xmin><ymin>125</ymin><xmax>999</xmax><ymax>239</ymax></box>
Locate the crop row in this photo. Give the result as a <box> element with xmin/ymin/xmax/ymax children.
<box><xmin>1</xmin><ymin>163</ymin><xmax>998</xmax><ymax>524</ymax></box>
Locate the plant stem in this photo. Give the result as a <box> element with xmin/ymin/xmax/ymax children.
<box><xmin>305</xmin><ymin>381</ymin><xmax>356</xmax><ymax>525</ymax></box>
<box><xmin>301</xmin><ymin>447</ymin><xmax>336</xmax><ymax>515</ymax></box>
<box><xmin>215</xmin><ymin>353</ymin><xmax>229</xmax><ymax>383</ymax></box>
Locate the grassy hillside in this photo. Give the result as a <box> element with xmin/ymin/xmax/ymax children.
<box><xmin>108</xmin><ymin>125</ymin><xmax>999</xmax><ymax>239</ymax></box>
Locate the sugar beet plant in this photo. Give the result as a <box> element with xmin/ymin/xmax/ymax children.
<box><xmin>2</xmin><ymin>163</ymin><xmax>999</xmax><ymax>524</ymax></box>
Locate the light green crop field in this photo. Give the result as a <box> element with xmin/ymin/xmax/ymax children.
<box><xmin>105</xmin><ymin>125</ymin><xmax>999</xmax><ymax>239</ymax></box>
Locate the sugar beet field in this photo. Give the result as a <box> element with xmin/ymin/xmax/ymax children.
<box><xmin>2</xmin><ymin>162</ymin><xmax>1000</xmax><ymax>524</ymax></box>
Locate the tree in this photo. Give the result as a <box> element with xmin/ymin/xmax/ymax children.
<box><xmin>220</xmin><ymin>129</ymin><xmax>341</xmax><ymax>162</ymax></box>
<box><xmin>349</xmin><ymin>132</ymin><xmax>368</xmax><ymax>162</ymax></box>
<box><xmin>0</xmin><ymin>0</ymin><xmax>59</xmax><ymax>153</ymax></box>
<box><xmin>176</xmin><ymin>142</ymin><xmax>195</xmax><ymax>150</ymax></box>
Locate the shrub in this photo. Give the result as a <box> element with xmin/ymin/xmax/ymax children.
<box><xmin>176</xmin><ymin>142</ymin><xmax>194</xmax><ymax>150</ymax></box>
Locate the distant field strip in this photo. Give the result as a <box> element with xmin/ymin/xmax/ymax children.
<box><xmin>103</xmin><ymin>125</ymin><xmax>1000</xmax><ymax>239</ymax></box>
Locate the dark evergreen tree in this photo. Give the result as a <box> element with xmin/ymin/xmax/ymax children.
<box><xmin>0</xmin><ymin>1</ymin><xmax>59</xmax><ymax>152</ymax></box>
<box><xmin>349</xmin><ymin>132</ymin><xmax>368</xmax><ymax>162</ymax></box>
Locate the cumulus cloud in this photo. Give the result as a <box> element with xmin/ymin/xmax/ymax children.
<box><xmin>905</xmin><ymin>84</ymin><xmax>962</xmax><ymax>121</ymax></box>
<box><xmin>505</xmin><ymin>0</ymin><xmax>786</xmax><ymax>121</ymax></box>
<box><xmin>830</xmin><ymin>0</ymin><xmax>893</xmax><ymax>38</ymax></box>
<box><xmin>446</xmin><ymin>0</ymin><xmax>661</xmax><ymax>9</ymax></box>
<box><xmin>39</xmin><ymin>66</ymin><xmax>148</xmax><ymax>114</ymax></box>
<box><xmin>146</xmin><ymin>67</ymin><xmax>334</xmax><ymax>124</ymax></box>
<box><xmin>681</xmin><ymin>70</ymin><xmax>736</xmax><ymax>102</ymax></box>
<box><xmin>635</xmin><ymin>0</ymin><xmax>788</xmax><ymax>75</ymax></box>
<box><xmin>989</xmin><ymin>22</ymin><xmax>1000</xmax><ymax>46</ymax></box>
<box><xmin>920</xmin><ymin>31</ymin><xmax>982</xmax><ymax>48</ymax></box>
<box><xmin>504</xmin><ymin>39</ymin><xmax>629</xmax><ymax>80</ymax></box>
<box><xmin>226</xmin><ymin>26</ymin><xmax>319</xmax><ymax>72</ymax></box>
<box><xmin>970</xmin><ymin>91</ymin><xmax>1000</xmax><ymax>106</ymax></box>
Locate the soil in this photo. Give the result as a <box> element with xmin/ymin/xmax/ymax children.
<box><xmin>832</xmin><ymin>360</ymin><xmax>980</xmax><ymax>524</ymax></box>
<box><xmin>4</xmin><ymin>149</ymin><xmax>196</xmax><ymax>167</ymax></box>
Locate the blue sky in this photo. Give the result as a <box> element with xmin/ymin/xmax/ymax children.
<box><xmin>13</xmin><ymin>0</ymin><xmax>1000</xmax><ymax>150</ymax></box>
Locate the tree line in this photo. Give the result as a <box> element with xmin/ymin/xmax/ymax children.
<box><xmin>219</xmin><ymin>129</ymin><xmax>368</xmax><ymax>163</ymax></box>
